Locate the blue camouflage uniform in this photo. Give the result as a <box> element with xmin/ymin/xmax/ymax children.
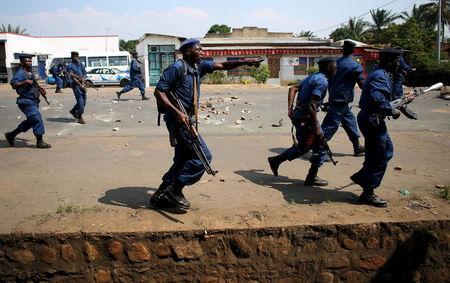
<box><xmin>321</xmin><ymin>55</ymin><xmax>363</xmax><ymax>147</ymax></box>
<box><xmin>277</xmin><ymin>72</ymin><xmax>329</xmax><ymax>167</ymax></box>
<box><xmin>156</xmin><ymin>59</ymin><xmax>215</xmax><ymax>186</ymax></box>
<box><xmin>393</xmin><ymin>56</ymin><xmax>412</xmax><ymax>100</ymax></box>
<box><xmin>66</xmin><ymin>61</ymin><xmax>87</xmax><ymax>117</ymax></box>
<box><xmin>10</xmin><ymin>68</ymin><xmax>45</xmax><ymax>136</ymax></box>
<box><xmin>119</xmin><ymin>58</ymin><xmax>145</xmax><ymax>95</ymax></box>
<box><xmin>351</xmin><ymin>68</ymin><xmax>397</xmax><ymax>192</ymax></box>
<box><xmin>50</xmin><ymin>64</ymin><xmax>64</xmax><ymax>90</ymax></box>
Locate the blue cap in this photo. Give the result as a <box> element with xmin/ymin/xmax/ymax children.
<box><xmin>379</xmin><ymin>48</ymin><xmax>403</xmax><ymax>57</ymax></box>
<box><xmin>179</xmin><ymin>38</ymin><xmax>200</xmax><ymax>52</ymax></box>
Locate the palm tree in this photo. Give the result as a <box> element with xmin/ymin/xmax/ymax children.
<box><xmin>400</xmin><ymin>5</ymin><xmax>425</xmax><ymax>22</ymax></box>
<box><xmin>297</xmin><ymin>30</ymin><xmax>315</xmax><ymax>37</ymax></box>
<box><xmin>0</xmin><ymin>23</ymin><xmax>27</xmax><ymax>34</ymax></box>
<box><xmin>370</xmin><ymin>9</ymin><xmax>400</xmax><ymax>43</ymax></box>
<box><xmin>418</xmin><ymin>1</ymin><xmax>450</xmax><ymax>41</ymax></box>
<box><xmin>348</xmin><ymin>18</ymin><xmax>369</xmax><ymax>40</ymax></box>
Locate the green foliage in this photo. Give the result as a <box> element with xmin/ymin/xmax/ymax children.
<box><xmin>203</xmin><ymin>71</ymin><xmax>228</xmax><ymax>84</ymax></box>
<box><xmin>252</xmin><ymin>65</ymin><xmax>270</xmax><ymax>84</ymax></box>
<box><xmin>119</xmin><ymin>39</ymin><xmax>138</xmax><ymax>53</ymax></box>
<box><xmin>438</xmin><ymin>186</ymin><xmax>450</xmax><ymax>200</ymax></box>
<box><xmin>369</xmin><ymin>9</ymin><xmax>401</xmax><ymax>43</ymax></box>
<box><xmin>0</xmin><ymin>23</ymin><xmax>27</xmax><ymax>34</ymax></box>
<box><xmin>306</xmin><ymin>66</ymin><xmax>319</xmax><ymax>75</ymax></box>
<box><xmin>207</xmin><ymin>24</ymin><xmax>231</xmax><ymax>34</ymax></box>
<box><xmin>330</xmin><ymin>17</ymin><xmax>369</xmax><ymax>42</ymax></box>
<box><xmin>297</xmin><ymin>30</ymin><xmax>315</xmax><ymax>37</ymax></box>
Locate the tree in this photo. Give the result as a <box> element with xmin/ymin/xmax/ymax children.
<box><xmin>330</xmin><ymin>17</ymin><xmax>368</xmax><ymax>42</ymax></box>
<box><xmin>207</xmin><ymin>24</ymin><xmax>231</xmax><ymax>34</ymax></box>
<box><xmin>418</xmin><ymin>1</ymin><xmax>450</xmax><ymax>41</ymax></box>
<box><xmin>369</xmin><ymin>9</ymin><xmax>400</xmax><ymax>43</ymax></box>
<box><xmin>297</xmin><ymin>30</ymin><xmax>315</xmax><ymax>37</ymax></box>
<box><xmin>0</xmin><ymin>23</ymin><xmax>27</xmax><ymax>35</ymax></box>
<box><xmin>119</xmin><ymin>39</ymin><xmax>138</xmax><ymax>53</ymax></box>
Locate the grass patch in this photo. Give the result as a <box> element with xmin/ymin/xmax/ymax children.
<box><xmin>56</xmin><ymin>203</ymin><xmax>104</xmax><ymax>214</ymax></box>
<box><xmin>438</xmin><ymin>186</ymin><xmax>450</xmax><ymax>201</ymax></box>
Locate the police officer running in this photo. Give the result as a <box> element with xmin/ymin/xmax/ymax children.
<box><xmin>320</xmin><ymin>40</ymin><xmax>365</xmax><ymax>158</ymax></box>
<box><xmin>150</xmin><ymin>38</ymin><xmax>262</xmax><ymax>211</ymax></box>
<box><xmin>4</xmin><ymin>54</ymin><xmax>51</xmax><ymax>149</ymax></box>
<box><xmin>350</xmin><ymin>48</ymin><xmax>403</xmax><ymax>208</ymax></box>
<box><xmin>268</xmin><ymin>58</ymin><xmax>336</xmax><ymax>186</ymax></box>
<box><xmin>116</xmin><ymin>51</ymin><xmax>149</xmax><ymax>100</ymax></box>
<box><xmin>50</xmin><ymin>62</ymin><xmax>65</xmax><ymax>93</ymax></box>
<box><xmin>67</xmin><ymin>51</ymin><xmax>87</xmax><ymax>124</ymax></box>
<box><xmin>393</xmin><ymin>53</ymin><xmax>418</xmax><ymax>120</ymax></box>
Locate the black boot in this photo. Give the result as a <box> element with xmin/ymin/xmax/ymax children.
<box><xmin>4</xmin><ymin>129</ymin><xmax>20</xmax><ymax>146</ymax></box>
<box><xmin>268</xmin><ymin>155</ymin><xmax>285</xmax><ymax>177</ymax></box>
<box><xmin>77</xmin><ymin>115</ymin><xmax>86</xmax><ymax>124</ymax></box>
<box><xmin>354</xmin><ymin>144</ymin><xmax>365</xmax><ymax>156</ymax></box>
<box><xmin>36</xmin><ymin>135</ymin><xmax>51</xmax><ymax>149</ymax></box>
<box><xmin>358</xmin><ymin>191</ymin><xmax>387</xmax><ymax>208</ymax></box>
<box><xmin>55</xmin><ymin>88</ymin><xmax>62</xmax><ymax>93</ymax></box>
<box><xmin>304</xmin><ymin>166</ymin><xmax>328</xmax><ymax>186</ymax></box>
<box><xmin>149</xmin><ymin>182</ymin><xmax>171</xmax><ymax>209</ymax></box>
<box><xmin>164</xmin><ymin>183</ymin><xmax>190</xmax><ymax>209</ymax></box>
<box><xmin>69</xmin><ymin>109</ymin><xmax>78</xmax><ymax>119</ymax></box>
<box><xmin>141</xmin><ymin>95</ymin><xmax>149</xmax><ymax>100</ymax></box>
<box><xmin>116</xmin><ymin>91</ymin><xmax>122</xmax><ymax>100</ymax></box>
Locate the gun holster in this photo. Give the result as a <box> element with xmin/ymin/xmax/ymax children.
<box><xmin>400</xmin><ymin>105</ymin><xmax>418</xmax><ymax>120</ymax></box>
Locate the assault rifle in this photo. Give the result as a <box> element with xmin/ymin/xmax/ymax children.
<box><xmin>27</xmin><ymin>73</ymin><xmax>49</xmax><ymax>105</ymax></box>
<box><xmin>318</xmin><ymin>136</ymin><xmax>338</xmax><ymax>165</ymax></box>
<box><xmin>390</xmin><ymin>82</ymin><xmax>443</xmax><ymax>109</ymax></box>
<box><xmin>170</xmin><ymin>92</ymin><xmax>218</xmax><ymax>176</ymax></box>
<box><xmin>64</xmin><ymin>71</ymin><xmax>98</xmax><ymax>92</ymax></box>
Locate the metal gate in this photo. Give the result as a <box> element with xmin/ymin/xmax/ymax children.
<box><xmin>148</xmin><ymin>45</ymin><xmax>175</xmax><ymax>86</ymax></box>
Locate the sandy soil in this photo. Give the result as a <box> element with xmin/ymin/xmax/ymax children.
<box><xmin>0</xmin><ymin>83</ymin><xmax>449</xmax><ymax>234</ymax></box>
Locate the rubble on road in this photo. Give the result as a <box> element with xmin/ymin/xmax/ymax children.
<box><xmin>112</xmin><ymin>127</ymin><xmax>119</xmax><ymax>132</ymax></box>
<box><xmin>272</xmin><ymin>119</ymin><xmax>283</xmax><ymax>127</ymax></box>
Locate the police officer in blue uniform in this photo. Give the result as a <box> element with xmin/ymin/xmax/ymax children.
<box><xmin>50</xmin><ymin>62</ymin><xmax>65</xmax><ymax>93</ymax></box>
<box><xmin>66</xmin><ymin>51</ymin><xmax>87</xmax><ymax>124</ymax></box>
<box><xmin>350</xmin><ymin>48</ymin><xmax>403</xmax><ymax>208</ymax></box>
<box><xmin>321</xmin><ymin>40</ymin><xmax>365</xmax><ymax>157</ymax></box>
<box><xmin>150</xmin><ymin>38</ymin><xmax>262</xmax><ymax>211</ymax></box>
<box><xmin>393</xmin><ymin>55</ymin><xmax>412</xmax><ymax>100</ymax></box>
<box><xmin>4</xmin><ymin>54</ymin><xmax>51</xmax><ymax>149</ymax></box>
<box><xmin>116</xmin><ymin>52</ymin><xmax>149</xmax><ymax>100</ymax></box>
<box><xmin>268</xmin><ymin>57</ymin><xmax>337</xmax><ymax>186</ymax></box>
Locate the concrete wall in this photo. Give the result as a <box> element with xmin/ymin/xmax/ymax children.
<box><xmin>0</xmin><ymin>220</ymin><xmax>448</xmax><ymax>281</ymax></box>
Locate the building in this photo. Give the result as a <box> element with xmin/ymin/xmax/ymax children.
<box><xmin>136</xmin><ymin>27</ymin><xmax>382</xmax><ymax>86</ymax></box>
<box><xmin>0</xmin><ymin>33</ymin><xmax>120</xmax><ymax>82</ymax></box>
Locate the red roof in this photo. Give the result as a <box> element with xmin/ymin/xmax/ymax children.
<box><xmin>202</xmin><ymin>48</ymin><xmax>342</xmax><ymax>56</ymax></box>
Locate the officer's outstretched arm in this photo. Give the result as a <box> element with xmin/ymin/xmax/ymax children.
<box><xmin>213</xmin><ymin>58</ymin><xmax>264</xmax><ymax>71</ymax></box>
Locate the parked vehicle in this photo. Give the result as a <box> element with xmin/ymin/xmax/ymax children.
<box><xmin>85</xmin><ymin>67</ymin><xmax>130</xmax><ymax>87</ymax></box>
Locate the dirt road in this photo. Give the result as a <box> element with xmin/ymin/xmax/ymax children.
<box><xmin>0</xmin><ymin>83</ymin><xmax>449</xmax><ymax>234</ymax></box>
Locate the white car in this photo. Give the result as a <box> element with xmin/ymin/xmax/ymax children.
<box><xmin>85</xmin><ymin>67</ymin><xmax>130</xmax><ymax>87</ymax></box>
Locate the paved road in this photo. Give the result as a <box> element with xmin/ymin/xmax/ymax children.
<box><xmin>0</xmin><ymin>83</ymin><xmax>449</xmax><ymax>234</ymax></box>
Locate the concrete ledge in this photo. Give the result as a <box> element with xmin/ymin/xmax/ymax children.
<box><xmin>0</xmin><ymin>220</ymin><xmax>449</xmax><ymax>282</ymax></box>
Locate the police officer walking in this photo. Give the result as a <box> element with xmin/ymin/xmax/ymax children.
<box><xmin>66</xmin><ymin>51</ymin><xmax>87</xmax><ymax>124</ymax></box>
<box><xmin>4</xmin><ymin>54</ymin><xmax>51</xmax><ymax>149</ymax></box>
<box><xmin>350</xmin><ymin>48</ymin><xmax>403</xmax><ymax>207</ymax></box>
<box><xmin>116</xmin><ymin>52</ymin><xmax>149</xmax><ymax>100</ymax></box>
<box><xmin>150</xmin><ymin>38</ymin><xmax>262</xmax><ymax>211</ymax></box>
<box><xmin>50</xmin><ymin>62</ymin><xmax>65</xmax><ymax>93</ymax></box>
<box><xmin>268</xmin><ymin>58</ymin><xmax>336</xmax><ymax>186</ymax></box>
<box><xmin>320</xmin><ymin>40</ymin><xmax>365</xmax><ymax>158</ymax></box>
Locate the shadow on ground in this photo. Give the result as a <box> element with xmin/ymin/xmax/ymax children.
<box><xmin>98</xmin><ymin>187</ymin><xmax>187</xmax><ymax>222</ymax></box>
<box><xmin>0</xmin><ymin>138</ymin><xmax>35</xmax><ymax>148</ymax></box>
<box><xmin>46</xmin><ymin>117</ymin><xmax>76</xmax><ymax>123</ymax></box>
<box><xmin>235</xmin><ymin>169</ymin><xmax>358</xmax><ymax>205</ymax></box>
<box><xmin>268</xmin><ymin>147</ymin><xmax>353</xmax><ymax>158</ymax></box>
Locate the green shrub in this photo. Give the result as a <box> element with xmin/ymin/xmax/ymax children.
<box><xmin>252</xmin><ymin>65</ymin><xmax>270</xmax><ymax>84</ymax></box>
<box><xmin>306</xmin><ymin>66</ymin><xmax>319</xmax><ymax>75</ymax></box>
<box><xmin>203</xmin><ymin>71</ymin><xmax>227</xmax><ymax>84</ymax></box>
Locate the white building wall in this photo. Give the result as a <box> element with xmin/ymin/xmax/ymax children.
<box><xmin>0</xmin><ymin>33</ymin><xmax>119</xmax><ymax>81</ymax></box>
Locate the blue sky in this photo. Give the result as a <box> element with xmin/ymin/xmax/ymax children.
<box><xmin>0</xmin><ymin>0</ymin><xmax>435</xmax><ymax>39</ymax></box>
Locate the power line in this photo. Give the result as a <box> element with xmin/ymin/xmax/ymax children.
<box><xmin>313</xmin><ymin>0</ymin><xmax>401</xmax><ymax>33</ymax></box>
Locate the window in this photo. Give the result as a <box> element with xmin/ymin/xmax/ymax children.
<box><xmin>89</xmin><ymin>69</ymin><xmax>100</xmax><ymax>74</ymax></box>
<box><xmin>108</xmin><ymin>56</ymin><xmax>128</xmax><ymax>66</ymax></box>
<box><xmin>88</xmin><ymin>57</ymin><xmax>107</xmax><ymax>67</ymax></box>
<box><xmin>294</xmin><ymin>57</ymin><xmax>319</xmax><ymax>75</ymax></box>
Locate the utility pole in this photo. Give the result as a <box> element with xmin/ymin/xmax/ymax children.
<box><xmin>437</xmin><ymin>0</ymin><xmax>442</xmax><ymax>64</ymax></box>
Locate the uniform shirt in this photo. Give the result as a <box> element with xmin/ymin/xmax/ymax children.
<box><xmin>296</xmin><ymin>72</ymin><xmax>328</xmax><ymax>108</ymax></box>
<box><xmin>393</xmin><ymin>56</ymin><xmax>412</xmax><ymax>99</ymax></box>
<box><xmin>329</xmin><ymin>56</ymin><xmax>363</xmax><ymax>103</ymax></box>
<box><xmin>129</xmin><ymin>59</ymin><xmax>142</xmax><ymax>79</ymax></box>
<box><xmin>50</xmin><ymin>64</ymin><xmax>63</xmax><ymax>76</ymax></box>
<box><xmin>156</xmin><ymin>59</ymin><xmax>214</xmax><ymax>113</ymax></box>
<box><xmin>359</xmin><ymin>68</ymin><xmax>396</xmax><ymax>116</ymax></box>
<box><xmin>66</xmin><ymin>61</ymin><xmax>86</xmax><ymax>86</ymax></box>
<box><xmin>10</xmin><ymin>68</ymin><xmax>38</xmax><ymax>103</ymax></box>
